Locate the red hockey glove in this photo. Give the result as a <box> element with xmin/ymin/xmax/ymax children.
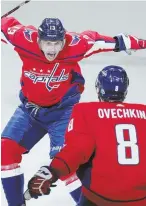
<box><xmin>114</xmin><ymin>33</ymin><xmax>146</xmax><ymax>53</ymax></box>
<box><xmin>24</xmin><ymin>166</ymin><xmax>58</xmax><ymax>200</ymax></box>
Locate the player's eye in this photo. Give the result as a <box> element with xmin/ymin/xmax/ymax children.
<box><xmin>55</xmin><ymin>41</ymin><xmax>61</xmax><ymax>46</ymax></box>
<box><xmin>47</xmin><ymin>42</ymin><xmax>52</xmax><ymax>46</ymax></box>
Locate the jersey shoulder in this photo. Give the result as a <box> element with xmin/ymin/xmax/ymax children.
<box><xmin>65</xmin><ymin>31</ymin><xmax>85</xmax><ymax>46</ymax></box>
<box><xmin>74</xmin><ymin>102</ymin><xmax>101</xmax><ymax>113</ymax></box>
<box><xmin>65</xmin><ymin>31</ymin><xmax>95</xmax><ymax>47</ymax></box>
<box><xmin>59</xmin><ymin>32</ymin><xmax>87</xmax><ymax>60</ymax></box>
<box><xmin>15</xmin><ymin>25</ymin><xmax>40</xmax><ymax>52</ymax></box>
<box><xmin>121</xmin><ymin>102</ymin><xmax>146</xmax><ymax>111</ymax></box>
<box><xmin>75</xmin><ymin>102</ymin><xmax>146</xmax><ymax>113</ymax></box>
<box><xmin>3</xmin><ymin>20</ymin><xmax>41</xmax><ymax>55</ymax></box>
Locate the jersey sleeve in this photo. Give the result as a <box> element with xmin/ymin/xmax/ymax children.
<box><xmin>1</xmin><ymin>17</ymin><xmax>24</xmax><ymax>44</ymax></box>
<box><xmin>1</xmin><ymin>17</ymin><xmax>37</xmax><ymax>48</ymax></box>
<box><xmin>50</xmin><ymin>103</ymin><xmax>95</xmax><ymax>177</ymax></box>
<box><xmin>80</xmin><ymin>30</ymin><xmax>116</xmax><ymax>58</ymax></box>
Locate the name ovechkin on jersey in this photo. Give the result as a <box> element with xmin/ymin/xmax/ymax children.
<box><xmin>24</xmin><ymin>63</ymin><xmax>69</xmax><ymax>92</ymax></box>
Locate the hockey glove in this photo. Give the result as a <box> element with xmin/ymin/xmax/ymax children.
<box><xmin>114</xmin><ymin>33</ymin><xmax>146</xmax><ymax>53</ymax></box>
<box><xmin>24</xmin><ymin>166</ymin><xmax>58</xmax><ymax>200</ymax></box>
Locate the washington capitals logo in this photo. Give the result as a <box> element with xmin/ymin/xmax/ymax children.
<box><xmin>24</xmin><ymin>63</ymin><xmax>69</xmax><ymax>92</ymax></box>
<box><xmin>69</xmin><ymin>35</ymin><xmax>81</xmax><ymax>46</ymax></box>
<box><xmin>23</xmin><ymin>29</ymin><xmax>33</xmax><ymax>42</ymax></box>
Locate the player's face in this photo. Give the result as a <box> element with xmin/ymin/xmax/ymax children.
<box><xmin>39</xmin><ymin>40</ymin><xmax>64</xmax><ymax>61</ymax></box>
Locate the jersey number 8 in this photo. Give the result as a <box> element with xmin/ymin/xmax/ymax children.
<box><xmin>115</xmin><ymin>124</ymin><xmax>139</xmax><ymax>165</ymax></box>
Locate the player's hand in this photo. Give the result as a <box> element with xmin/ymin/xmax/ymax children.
<box><xmin>24</xmin><ymin>166</ymin><xmax>58</xmax><ymax>200</ymax></box>
<box><xmin>114</xmin><ymin>33</ymin><xmax>146</xmax><ymax>54</ymax></box>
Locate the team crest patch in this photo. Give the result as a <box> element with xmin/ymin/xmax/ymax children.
<box><xmin>23</xmin><ymin>29</ymin><xmax>33</xmax><ymax>42</ymax></box>
<box><xmin>69</xmin><ymin>35</ymin><xmax>81</xmax><ymax>46</ymax></box>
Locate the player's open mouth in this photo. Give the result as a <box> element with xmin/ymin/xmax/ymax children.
<box><xmin>47</xmin><ymin>53</ymin><xmax>56</xmax><ymax>58</ymax></box>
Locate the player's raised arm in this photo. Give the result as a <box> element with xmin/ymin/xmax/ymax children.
<box><xmin>80</xmin><ymin>30</ymin><xmax>146</xmax><ymax>58</ymax></box>
<box><xmin>1</xmin><ymin>16</ymin><xmax>37</xmax><ymax>48</ymax></box>
<box><xmin>24</xmin><ymin>103</ymin><xmax>95</xmax><ymax>199</ymax></box>
<box><xmin>1</xmin><ymin>17</ymin><xmax>24</xmax><ymax>44</ymax></box>
<box><xmin>50</xmin><ymin>103</ymin><xmax>95</xmax><ymax>176</ymax></box>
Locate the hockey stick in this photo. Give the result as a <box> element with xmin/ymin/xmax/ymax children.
<box><xmin>1</xmin><ymin>0</ymin><xmax>31</xmax><ymax>18</ymax></box>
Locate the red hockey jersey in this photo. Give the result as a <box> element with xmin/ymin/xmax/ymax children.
<box><xmin>1</xmin><ymin>17</ymin><xmax>116</xmax><ymax>106</ymax></box>
<box><xmin>51</xmin><ymin>102</ymin><xmax>146</xmax><ymax>206</ymax></box>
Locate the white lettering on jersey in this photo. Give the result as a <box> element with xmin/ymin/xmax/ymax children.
<box><xmin>98</xmin><ymin>108</ymin><xmax>146</xmax><ymax>119</ymax></box>
<box><xmin>68</xmin><ymin>118</ymin><xmax>74</xmax><ymax>132</ymax></box>
<box><xmin>7</xmin><ymin>26</ymin><xmax>20</xmax><ymax>35</ymax></box>
<box><xmin>24</xmin><ymin>63</ymin><xmax>69</xmax><ymax>92</ymax></box>
<box><xmin>83</xmin><ymin>35</ymin><xmax>89</xmax><ymax>39</ymax></box>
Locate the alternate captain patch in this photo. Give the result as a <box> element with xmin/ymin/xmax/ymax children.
<box><xmin>23</xmin><ymin>29</ymin><xmax>33</xmax><ymax>42</ymax></box>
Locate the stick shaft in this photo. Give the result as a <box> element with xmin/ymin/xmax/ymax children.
<box><xmin>1</xmin><ymin>1</ymin><xmax>31</xmax><ymax>18</ymax></box>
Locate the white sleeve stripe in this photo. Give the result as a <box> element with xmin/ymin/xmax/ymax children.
<box><xmin>1</xmin><ymin>167</ymin><xmax>23</xmax><ymax>178</ymax></box>
<box><xmin>65</xmin><ymin>178</ymin><xmax>82</xmax><ymax>192</ymax></box>
<box><xmin>84</xmin><ymin>40</ymin><xmax>116</xmax><ymax>57</ymax></box>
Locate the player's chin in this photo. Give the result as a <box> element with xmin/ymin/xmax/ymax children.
<box><xmin>45</xmin><ymin>53</ymin><xmax>57</xmax><ymax>61</ymax></box>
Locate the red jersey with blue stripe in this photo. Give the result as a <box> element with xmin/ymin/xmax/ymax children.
<box><xmin>1</xmin><ymin>17</ymin><xmax>116</xmax><ymax>106</ymax></box>
<box><xmin>51</xmin><ymin>102</ymin><xmax>146</xmax><ymax>206</ymax></box>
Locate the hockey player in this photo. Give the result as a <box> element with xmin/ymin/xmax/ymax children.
<box><xmin>1</xmin><ymin>15</ymin><xmax>146</xmax><ymax>206</ymax></box>
<box><xmin>26</xmin><ymin>65</ymin><xmax>146</xmax><ymax>206</ymax></box>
